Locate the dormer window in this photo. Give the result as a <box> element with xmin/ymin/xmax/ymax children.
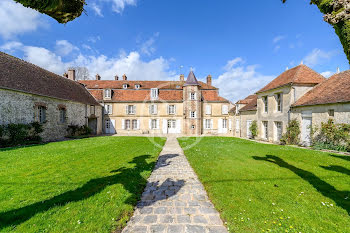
<box><xmin>135</xmin><ymin>84</ymin><xmax>141</xmax><ymax>89</ymax></box>
<box><xmin>104</xmin><ymin>89</ymin><xmax>111</xmax><ymax>99</ymax></box>
<box><xmin>123</xmin><ymin>84</ymin><xmax>128</xmax><ymax>89</ymax></box>
<box><xmin>151</xmin><ymin>88</ymin><xmax>158</xmax><ymax>100</ymax></box>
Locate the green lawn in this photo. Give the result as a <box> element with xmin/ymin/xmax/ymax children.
<box><xmin>178</xmin><ymin>137</ymin><xmax>350</xmax><ymax>233</ymax></box>
<box><xmin>0</xmin><ymin>136</ymin><xmax>166</xmax><ymax>233</ymax></box>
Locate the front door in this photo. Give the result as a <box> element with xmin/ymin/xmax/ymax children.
<box><xmin>302</xmin><ymin>117</ymin><xmax>312</xmax><ymax>146</ymax></box>
<box><xmin>105</xmin><ymin>119</ymin><xmax>116</xmax><ymax>134</ymax></box>
<box><xmin>167</xmin><ymin>120</ymin><xmax>176</xmax><ymax>134</ymax></box>
<box><xmin>88</xmin><ymin>118</ymin><xmax>97</xmax><ymax>135</ymax></box>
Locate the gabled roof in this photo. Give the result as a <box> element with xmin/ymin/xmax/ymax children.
<box><xmin>236</xmin><ymin>94</ymin><xmax>256</xmax><ymax>104</ymax></box>
<box><xmin>202</xmin><ymin>90</ymin><xmax>230</xmax><ymax>102</ymax></box>
<box><xmin>293</xmin><ymin>70</ymin><xmax>350</xmax><ymax>107</ymax></box>
<box><xmin>257</xmin><ymin>65</ymin><xmax>325</xmax><ymax>94</ymax></box>
<box><xmin>184</xmin><ymin>71</ymin><xmax>200</xmax><ymax>86</ymax></box>
<box><xmin>79</xmin><ymin>80</ymin><xmax>216</xmax><ymax>90</ymax></box>
<box><xmin>0</xmin><ymin>52</ymin><xmax>99</xmax><ymax>105</ymax></box>
<box><xmin>239</xmin><ymin>95</ymin><xmax>257</xmax><ymax>112</ymax></box>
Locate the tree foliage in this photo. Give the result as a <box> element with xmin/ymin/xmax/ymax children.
<box><xmin>249</xmin><ymin>120</ymin><xmax>258</xmax><ymax>139</ymax></box>
<box><xmin>280</xmin><ymin>119</ymin><xmax>301</xmax><ymax>145</ymax></box>
<box><xmin>283</xmin><ymin>0</ymin><xmax>350</xmax><ymax>63</ymax></box>
<box><xmin>13</xmin><ymin>0</ymin><xmax>85</xmax><ymax>23</ymax></box>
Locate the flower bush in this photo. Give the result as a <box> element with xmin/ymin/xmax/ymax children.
<box><xmin>280</xmin><ymin>119</ymin><xmax>301</xmax><ymax>145</ymax></box>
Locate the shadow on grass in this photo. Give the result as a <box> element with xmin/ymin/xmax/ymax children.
<box><xmin>252</xmin><ymin>155</ymin><xmax>350</xmax><ymax>216</ymax></box>
<box><xmin>320</xmin><ymin>165</ymin><xmax>350</xmax><ymax>176</ymax></box>
<box><xmin>329</xmin><ymin>154</ymin><xmax>350</xmax><ymax>162</ymax></box>
<box><xmin>0</xmin><ymin>142</ymin><xmax>48</xmax><ymax>152</ymax></box>
<box><xmin>0</xmin><ymin>153</ymin><xmax>179</xmax><ymax>230</ymax></box>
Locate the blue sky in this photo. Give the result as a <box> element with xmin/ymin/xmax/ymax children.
<box><xmin>0</xmin><ymin>0</ymin><xmax>348</xmax><ymax>102</ymax></box>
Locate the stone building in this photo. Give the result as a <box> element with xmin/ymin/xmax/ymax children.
<box><xmin>79</xmin><ymin>71</ymin><xmax>232</xmax><ymax>136</ymax></box>
<box><xmin>0</xmin><ymin>52</ymin><xmax>103</xmax><ymax>142</ymax></box>
<box><xmin>291</xmin><ymin>70</ymin><xmax>350</xmax><ymax>145</ymax></box>
<box><xmin>233</xmin><ymin>95</ymin><xmax>257</xmax><ymax>138</ymax></box>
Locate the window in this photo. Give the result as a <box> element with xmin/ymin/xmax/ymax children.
<box><xmin>204</xmin><ymin>119</ymin><xmax>212</xmax><ymax>129</ymax></box>
<box><xmin>90</xmin><ymin>105</ymin><xmax>95</xmax><ymax>115</ymax></box>
<box><xmin>59</xmin><ymin>108</ymin><xmax>66</xmax><ymax>123</ymax></box>
<box><xmin>126</xmin><ymin>105</ymin><xmax>135</xmax><ymax>115</ymax></box>
<box><xmin>125</xmin><ymin>120</ymin><xmax>131</xmax><ymax>129</ymax></box>
<box><xmin>328</xmin><ymin>109</ymin><xmax>335</xmax><ymax>117</ymax></box>
<box><xmin>236</xmin><ymin>119</ymin><xmax>240</xmax><ymax>132</ymax></box>
<box><xmin>151</xmin><ymin>119</ymin><xmax>158</xmax><ymax>129</ymax></box>
<box><xmin>149</xmin><ymin>104</ymin><xmax>158</xmax><ymax>115</ymax></box>
<box><xmin>263</xmin><ymin>96</ymin><xmax>268</xmax><ymax>113</ymax></box>
<box><xmin>132</xmin><ymin>120</ymin><xmax>138</xmax><ymax>129</ymax></box>
<box><xmin>135</xmin><ymin>84</ymin><xmax>140</xmax><ymax>89</ymax></box>
<box><xmin>222</xmin><ymin>119</ymin><xmax>227</xmax><ymax>129</ymax></box>
<box><xmin>105</xmin><ymin>104</ymin><xmax>113</xmax><ymax>115</ymax></box>
<box><xmin>190</xmin><ymin>92</ymin><xmax>196</xmax><ymax>100</ymax></box>
<box><xmin>38</xmin><ymin>106</ymin><xmax>46</xmax><ymax>124</ymax></box>
<box><xmin>151</xmin><ymin>88</ymin><xmax>158</xmax><ymax>99</ymax></box>
<box><xmin>276</xmin><ymin>93</ymin><xmax>282</xmax><ymax>112</ymax></box>
<box><xmin>263</xmin><ymin>121</ymin><xmax>268</xmax><ymax>139</ymax></box>
<box><xmin>275</xmin><ymin>122</ymin><xmax>282</xmax><ymax>141</ymax></box>
<box><xmin>191</xmin><ymin>125</ymin><xmax>195</xmax><ymax>129</ymax></box>
<box><xmin>104</xmin><ymin>89</ymin><xmax>111</xmax><ymax>98</ymax></box>
<box><xmin>168</xmin><ymin>105</ymin><xmax>176</xmax><ymax>115</ymax></box>
<box><xmin>206</xmin><ymin>105</ymin><xmax>212</xmax><ymax>115</ymax></box>
<box><xmin>167</xmin><ymin>120</ymin><xmax>176</xmax><ymax>128</ymax></box>
<box><xmin>123</xmin><ymin>84</ymin><xmax>128</xmax><ymax>89</ymax></box>
<box><xmin>190</xmin><ymin>111</ymin><xmax>196</xmax><ymax>118</ymax></box>
<box><xmin>222</xmin><ymin>105</ymin><xmax>229</xmax><ymax>115</ymax></box>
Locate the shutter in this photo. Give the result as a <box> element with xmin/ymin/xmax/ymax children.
<box><xmin>211</xmin><ymin>119</ymin><xmax>213</xmax><ymax>129</ymax></box>
<box><xmin>166</xmin><ymin>105</ymin><xmax>169</xmax><ymax>115</ymax></box>
<box><xmin>137</xmin><ymin>120</ymin><xmax>140</xmax><ymax>129</ymax></box>
<box><xmin>218</xmin><ymin>119</ymin><xmax>222</xmax><ymax>133</ymax></box>
<box><xmin>104</xmin><ymin>105</ymin><xmax>107</xmax><ymax>114</ymax></box>
<box><xmin>133</xmin><ymin>105</ymin><xmax>136</xmax><ymax>114</ymax></box>
<box><xmin>109</xmin><ymin>105</ymin><xmax>113</xmax><ymax>115</ymax></box>
<box><xmin>194</xmin><ymin>93</ymin><xmax>197</xmax><ymax>100</ymax></box>
<box><xmin>154</xmin><ymin>104</ymin><xmax>158</xmax><ymax>114</ymax></box>
<box><xmin>203</xmin><ymin>119</ymin><xmax>206</xmax><ymax>129</ymax></box>
<box><xmin>149</xmin><ymin>105</ymin><xmax>152</xmax><ymax>115</ymax></box>
<box><xmin>156</xmin><ymin>119</ymin><xmax>160</xmax><ymax>129</ymax></box>
<box><xmin>125</xmin><ymin>105</ymin><xmax>128</xmax><ymax>114</ymax></box>
<box><xmin>229</xmin><ymin>119</ymin><xmax>232</xmax><ymax>130</ymax></box>
<box><xmin>176</xmin><ymin>120</ymin><xmax>181</xmax><ymax>133</ymax></box>
<box><xmin>174</xmin><ymin>105</ymin><xmax>177</xmax><ymax>114</ymax></box>
<box><xmin>149</xmin><ymin>119</ymin><xmax>152</xmax><ymax>129</ymax></box>
<box><xmin>122</xmin><ymin>119</ymin><xmax>125</xmax><ymax>130</ymax></box>
<box><xmin>163</xmin><ymin>119</ymin><xmax>168</xmax><ymax>134</ymax></box>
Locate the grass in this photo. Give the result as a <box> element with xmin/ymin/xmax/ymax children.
<box><xmin>0</xmin><ymin>136</ymin><xmax>166</xmax><ymax>233</ymax></box>
<box><xmin>178</xmin><ymin>137</ymin><xmax>350</xmax><ymax>233</ymax></box>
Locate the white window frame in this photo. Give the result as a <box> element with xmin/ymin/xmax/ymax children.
<box><xmin>190</xmin><ymin>92</ymin><xmax>196</xmax><ymax>100</ymax></box>
<box><xmin>151</xmin><ymin>88</ymin><xmax>158</xmax><ymax>100</ymax></box>
<box><xmin>104</xmin><ymin>104</ymin><xmax>113</xmax><ymax>115</ymax></box>
<box><xmin>168</xmin><ymin>105</ymin><xmax>176</xmax><ymax>115</ymax></box>
<box><xmin>222</xmin><ymin>105</ymin><xmax>229</xmax><ymax>115</ymax></box>
<box><xmin>123</xmin><ymin>84</ymin><xmax>128</xmax><ymax>89</ymax></box>
<box><xmin>222</xmin><ymin>119</ymin><xmax>227</xmax><ymax>129</ymax></box>
<box><xmin>263</xmin><ymin>96</ymin><xmax>268</xmax><ymax>113</ymax></box>
<box><xmin>236</xmin><ymin>119</ymin><xmax>240</xmax><ymax>133</ymax></box>
<box><xmin>151</xmin><ymin>119</ymin><xmax>158</xmax><ymax>129</ymax></box>
<box><xmin>132</xmin><ymin>119</ymin><xmax>138</xmax><ymax>130</ymax></box>
<box><xmin>125</xmin><ymin>119</ymin><xmax>131</xmax><ymax>129</ymax></box>
<box><xmin>276</xmin><ymin>93</ymin><xmax>282</xmax><ymax>112</ymax></box>
<box><xmin>104</xmin><ymin>89</ymin><xmax>111</xmax><ymax>99</ymax></box>
<box><xmin>206</xmin><ymin>105</ymin><xmax>212</xmax><ymax>115</ymax></box>
<box><xmin>263</xmin><ymin>121</ymin><xmax>268</xmax><ymax>139</ymax></box>
<box><xmin>150</xmin><ymin>104</ymin><xmax>158</xmax><ymax>115</ymax></box>
<box><xmin>127</xmin><ymin>105</ymin><xmax>135</xmax><ymax>115</ymax></box>
<box><xmin>190</xmin><ymin>111</ymin><xmax>196</xmax><ymax>118</ymax></box>
<box><xmin>204</xmin><ymin>119</ymin><xmax>212</xmax><ymax>129</ymax></box>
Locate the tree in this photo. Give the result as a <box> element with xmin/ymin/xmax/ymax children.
<box><xmin>13</xmin><ymin>0</ymin><xmax>85</xmax><ymax>24</ymax></box>
<box><xmin>283</xmin><ymin>0</ymin><xmax>350</xmax><ymax>63</ymax></box>
<box><xmin>249</xmin><ymin>120</ymin><xmax>258</xmax><ymax>139</ymax></box>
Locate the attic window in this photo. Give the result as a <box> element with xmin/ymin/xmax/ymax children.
<box><xmin>135</xmin><ymin>84</ymin><xmax>141</xmax><ymax>89</ymax></box>
<box><xmin>123</xmin><ymin>84</ymin><xmax>128</xmax><ymax>89</ymax></box>
<box><xmin>104</xmin><ymin>89</ymin><xmax>111</xmax><ymax>98</ymax></box>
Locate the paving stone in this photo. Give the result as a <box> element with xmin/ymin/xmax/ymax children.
<box><xmin>121</xmin><ymin>137</ymin><xmax>228</xmax><ymax>233</ymax></box>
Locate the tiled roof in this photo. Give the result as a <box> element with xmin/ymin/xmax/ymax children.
<box><xmin>184</xmin><ymin>71</ymin><xmax>200</xmax><ymax>86</ymax></box>
<box><xmin>236</xmin><ymin>94</ymin><xmax>256</xmax><ymax>104</ymax></box>
<box><xmin>202</xmin><ymin>90</ymin><xmax>230</xmax><ymax>102</ymax></box>
<box><xmin>239</xmin><ymin>95</ymin><xmax>257</xmax><ymax>111</ymax></box>
<box><xmin>293</xmin><ymin>70</ymin><xmax>350</xmax><ymax>107</ymax></box>
<box><xmin>257</xmin><ymin>65</ymin><xmax>325</xmax><ymax>93</ymax></box>
<box><xmin>0</xmin><ymin>52</ymin><xmax>99</xmax><ymax>105</ymax></box>
<box><xmin>79</xmin><ymin>80</ymin><xmax>216</xmax><ymax>90</ymax></box>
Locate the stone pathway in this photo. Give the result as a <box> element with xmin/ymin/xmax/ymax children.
<box><xmin>122</xmin><ymin>137</ymin><xmax>228</xmax><ymax>233</ymax></box>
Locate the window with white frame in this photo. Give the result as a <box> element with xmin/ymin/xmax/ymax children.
<box><xmin>123</xmin><ymin>84</ymin><xmax>128</xmax><ymax>89</ymax></box>
<box><xmin>222</xmin><ymin>119</ymin><xmax>227</xmax><ymax>129</ymax></box>
<box><xmin>135</xmin><ymin>84</ymin><xmax>141</xmax><ymax>89</ymax></box>
<box><xmin>125</xmin><ymin>120</ymin><xmax>131</xmax><ymax>129</ymax></box>
<box><xmin>190</xmin><ymin>92</ymin><xmax>196</xmax><ymax>100</ymax></box>
<box><xmin>151</xmin><ymin>88</ymin><xmax>158</xmax><ymax>99</ymax></box>
<box><xmin>190</xmin><ymin>111</ymin><xmax>196</xmax><ymax>118</ymax></box>
<box><xmin>263</xmin><ymin>121</ymin><xmax>268</xmax><ymax>139</ymax></box>
<box><xmin>126</xmin><ymin>105</ymin><xmax>135</xmax><ymax>115</ymax></box>
<box><xmin>104</xmin><ymin>104</ymin><xmax>113</xmax><ymax>115</ymax></box>
<box><xmin>205</xmin><ymin>119</ymin><xmax>212</xmax><ymax>129</ymax></box>
<box><xmin>104</xmin><ymin>89</ymin><xmax>111</xmax><ymax>98</ymax></box>
<box><xmin>263</xmin><ymin>96</ymin><xmax>268</xmax><ymax>113</ymax></box>
<box><xmin>168</xmin><ymin>105</ymin><xmax>175</xmax><ymax>115</ymax></box>
<box><xmin>149</xmin><ymin>104</ymin><xmax>158</xmax><ymax>115</ymax></box>
<box><xmin>222</xmin><ymin>105</ymin><xmax>229</xmax><ymax>115</ymax></box>
<box><xmin>276</xmin><ymin>93</ymin><xmax>282</xmax><ymax>112</ymax></box>
<box><xmin>151</xmin><ymin>119</ymin><xmax>158</xmax><ymax>129</ymax></box>
<box><xmin>206</xmin><ymin>105</ymin><xmax>212</xmax><ymax>115</ymax></box>
<box><xmin>132</xmin><ymin>120</ymin><xmax>138</xmax><ymax>129</ymax></box>
<box><xmin>59</xmin><ymin>108</ymin><xmax>66</xmax><ymax>123</ymax></box>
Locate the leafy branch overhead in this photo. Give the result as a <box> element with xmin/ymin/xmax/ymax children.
<box><xmin>283</xmin><ymin>0</ymin><xmax>350</xmax><ymax>63</ymax></box>
<box><xmin>13</xmin><ymin>0</ymin><xmax>85</xmax><ymax>24</ymax></box>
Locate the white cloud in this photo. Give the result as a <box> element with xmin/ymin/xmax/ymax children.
<box><xmin>274</xmin><ymin>45</ymin><xmax>281</xmax><ymax>52</ymax></box>
<box><xmin>273</xmin><ymin>35</ymin><xmax>286</xmax><ymax>44</ymax></box>
<box><xmin>87</xmin><ymin>36</ymin><xmax>101</xmax><ymax>43</ymax></box>
<box><xmin>320</xmin><ymin>71</ymin><xmax>334</xmax><ymax>78</ymax></box>
<box><xmin>139</xmin><ymin>33</ymin><xmax>159</xmax><ymax>56</ymax></box>
<box><xmin>0</xmin><ymin>0</ymin><xmax>46</xmax><ymax>39</ymax></box>
<box><xmin>0</xmin><ymin>41</ymin><xmax>23</xmax><ymax>51</ymax></box>
<box><xmin>214</xmin><ymin>59</ymin><xmax>274</xmax><ymax>102</ymax></box>
<box><xmin>106</xmin><ymin>0</ymin><xmax>137</xmax><ymax>13</ymax></box>
<box><xmin>303</xmin><ymin>48</ymin><xmax>337</xmax><ymax>67</ymax></box>
<box><xmin>90</xmin><ymin>2</ymin><xmax>103</xmax><ymax>17</ymax></box>
<box><xmin>55</xmin><ymin>40</ymin><xmax>79</xmax><ymax>56</ymax></box>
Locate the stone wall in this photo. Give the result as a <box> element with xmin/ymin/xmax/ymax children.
<box><xmin>0</xmin><ymin>89</ymin><xmax>102</xmax><ymax>141</ymax></box>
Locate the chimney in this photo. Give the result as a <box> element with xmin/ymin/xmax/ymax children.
<box><xmin>96</xmin><ymin>74</ymin><xmax>101</xmax><ymax>80</ymax></box>
<box><xmin>206</xmin><ymin>75</ymin><xmax>212</xmax><ymax>86</ymax></box>
<box><xmin>180</xmin><ymin>74</ymin><xmax>185</xmax><ymax>82</ymax></box>
<box><xmin>115</xmin><ymin>75</ymin><xmax>119</xmax><ymax>80</ymax></box>
<box><xmin>63</xmin><ymin>72</ymin><xmax>68</xmax><ymax>78</ymax></box>
<box><xmin>67</xmin><ymin>69</ymin><xmax>76</xmax><ymax>81</ymax></box>
<box><xmin>122</xmin><ymin>74</ymin><xmax>127</xmax><ymax>81</ymax></box>
<box><xmin>337</xmin><ymin>67</ymin><xmax>340</xmax><ymax>74</ymax></box>
<box><xmin>286</xmin><ymin>67</ymin><xmax>289</xmax><ymax>71</ymax></box>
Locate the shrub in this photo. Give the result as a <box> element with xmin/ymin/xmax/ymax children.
<box><xmin>280</xmin><ymin>119</ymin><xmax>301</xmax><ymax>145</ymax></box>
<box><xmin>249</xmin><ymin>120</ymin><xmax>258</xmax><ymax>139</ymax></box>
<box><xmin>0</xmin><ymin>122</ymin><xmax>43</xmax><ymax>148</ymax></box>
<box><xmin>67</xmin><ymin>124</ymin><xmax>92</xmax><ymax>137</ymax></box>
<box><xmin>312</xmin><ymin>119</ymin><xmax>350</xmax><ymax>152</ymax></box>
